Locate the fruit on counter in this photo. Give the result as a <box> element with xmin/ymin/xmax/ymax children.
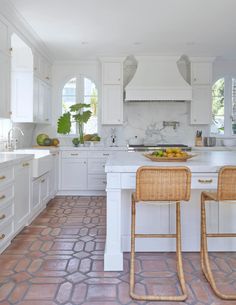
<box><xmin>43</xmin><ymin>138</ymin><xmax>52</xmax><ymax>146</ymax></box>
<box><xmin>83</xmin><ymin>133</ymin><xmax>101</xmax><ymax>142</ymax></box>
<box><xmin>152</xmin><ymin>148</ymin><xmax>188</xmax><ymax>158</ymax></box>
<box><xmin>83</xmin><ymin>134</ymin><xmax>93</xmax><ymax>141</ymax></box>
<box><xmin>91</xmin><ymin>135</ymin><xmax>101</xmax><ymax>141</ymax></box>
<box><xmin>36</xmin><ymin>134</ymin><xmax>49</xmax><ymax>146</ymax></box>
<box><xmin>51</xmin><ymin>138</ymin><xmax>60</xmax><ymax>146</ymax></box>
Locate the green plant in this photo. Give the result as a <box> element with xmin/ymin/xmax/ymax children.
<box><xmin>57</xmin><ymin>103</ymin><xmax>92</xmax><ymax>144</ymax></box>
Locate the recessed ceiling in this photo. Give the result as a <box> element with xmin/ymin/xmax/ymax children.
<box><xmin>9</xmin><ymin>0</ymin><xmax>236</xmax><ymax>60</ymax></box>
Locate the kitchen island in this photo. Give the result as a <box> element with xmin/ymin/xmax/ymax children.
<box><xmin>104</xmin><ymin>151</ymin><xmax>236</xmax><ymax>271</ymax></box>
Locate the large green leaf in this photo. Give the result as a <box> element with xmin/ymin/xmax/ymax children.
<box><xmin>70</xmin><ymin>103</ymin><xmax>91</xmax><ymax>112</ymax></box>
<box><xmin>73</xmin><ymin>110</ymin><xmax>92</xmax><ymax>124</ymax></box>
<box><xmin>57</xmin><ymin>112</ymin><xmax>71</xmax><ymax>134</ymax></box>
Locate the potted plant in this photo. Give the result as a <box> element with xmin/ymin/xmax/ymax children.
<box><xmin>57</xmin><ymin>103</ymin><xmax>92</xmax><ymax>145</ymax></box>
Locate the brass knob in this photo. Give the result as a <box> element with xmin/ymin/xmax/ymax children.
<box><xmin>0</xmin><ymin>195</ymin><xmax>6</xmax><ymax>200</ymax></box>
<box><xmin>41</xmin><ymin>179</ymin><xmax>45</xmax><ymax>183</ymax></box>
<box><xmin>0</xmin><ymin>214</ymin><xmax>6</xmax><ymax>220</ymax></box>
<box><xmin>22</xmin><ymin>163</ymin><xmax>29</xmax><ymax>167</ymax></box>
<box><xmin>0</xmin><ymin>176</ymin><xmax>6</xmax><ymax>180</ymax></box>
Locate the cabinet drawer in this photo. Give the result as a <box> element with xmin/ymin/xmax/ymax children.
<box><xmin>87</xmin><ymin>151</ymin><xmax>111</xmax><ymax>158</ymax></box>
<box><xmin>0</xmin><ymin>220</ymin><xmax>14</xmax><ymax>245</ymax></box>
<box><xmin>88</xmin><ymin>174</ymin><xmax>106</xmax><ymax>190</ymax></box>
<box><xmin>88</xmin><ymin>159</ymin><xmax>106</xmax><ymax>174</ymax></box>
<box><xmin>0</xmin><ymin>202</ymin><xmax>13</xmax><ymax>224</ymax></box>
<box><xmin>121</xmin><ymin>173</ymin><xmax>136</xmax><ymax>189</ymax></box>
<box><xmin>0</xmin><ymin>184</ymin><xmax>14</xmax><ymax>205</ymax></box>
<box><xmin>192</xmin><ymin>174</ymin><xmax>218</xmax><ymax>189</ymax></box>
<box><xmin>0</xmin><ymin>167</ymin><xmax>13</xmax><ymax>188</ymax></box>
<box><xmin>61</xmin><ymin>151</ymin><xmax>88</xmax><ymax>158</ymax></box>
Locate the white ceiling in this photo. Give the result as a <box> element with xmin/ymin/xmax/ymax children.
<box><xmin>9</xmin><ymin>0</ymin><xmax>236</xmax><ymax>60</ymax></box>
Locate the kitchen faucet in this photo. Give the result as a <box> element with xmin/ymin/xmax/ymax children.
<box><xmin>7</xmin><ymin>127</ymin><xmax>24</xmax><ymax>151</ymax></box>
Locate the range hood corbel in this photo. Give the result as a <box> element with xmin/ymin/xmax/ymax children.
<box><xmin>125</xmin><ymin>56</ymin><xmax>192</xmax><ymax>102</ymax></box>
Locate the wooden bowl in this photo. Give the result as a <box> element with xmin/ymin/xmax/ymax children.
<box><xmin>144</xmin><ymin>153</ymin><xmax>195</xmax><ymax>162</ymax></box>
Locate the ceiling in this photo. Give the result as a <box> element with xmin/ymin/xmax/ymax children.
<box><xmin>9</xmin><ymin>0</ymin><xmax>236</xmax><ymax>60</ymax></box>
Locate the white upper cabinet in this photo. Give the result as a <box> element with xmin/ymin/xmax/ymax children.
<box><xmin>0</xmin><ymin>19</ymin><xmax>10</xmax><ymax>55</ymax></box>
<box><xmin>190</xmin><ymin>57</ymin><xmax>214</xmax><ymax>125</ymax></box>
<box><xmin>100</xmin><ymin>57</ymin><xmax>124</xmax><ymax>125</ymax></box>
<box><xmin>102</xmin><ymin>85</ymin><xmax>122</xmax><ymax>124</ymax></box>
<box><xmin>191</xmin><ymin>62</ymin><xmax>212</xmax><ymax>85</ymax></box>
<box><xmin>33</xmin><ymin>52</ymin><xmax>52</xmax><ymax>84</ymax></box>
<box><xmin>190</xmin><ymin>86</ymin><xmax>212</xmax><ymax>124</ymax></box>
<box><xmin>103</xmin><ymin>62</ymin><xmax>122</xmax><ymax>84</ymax></box>
<box><xmin>0</xmin><ymin>52</ymin><xmax>11</xmax><ymax>118</ymax></box>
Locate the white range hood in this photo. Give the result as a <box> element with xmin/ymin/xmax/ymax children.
<box><xmin>125</xmin><ymin>56</ymin><xmax>192</xmax><ymax>102</ymax></box>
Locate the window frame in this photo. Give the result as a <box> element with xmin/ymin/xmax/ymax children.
<box><xmin>60</xmin><ymin>74</ymin><xmax>99</xmax><ymax>137</ymax></box>
<box><xmin>211</xmin><ymin>75</ymin><xmax>236</xmax><ymax>138</ymax></box>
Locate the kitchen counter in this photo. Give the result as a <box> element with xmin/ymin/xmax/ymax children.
<box><xmin>104</xmin><ymin>151</ymin><xmax>236</xmax><ymax>271</ymax></box>
<box><xmin>0</xmin><ymin>153</ymin><xmax>34</xmax><ymax>169</ymax></box>
<box><xmin>59</xmin><ymin>145</ymin><xmax>127</xmax><ymax>151</ymax></box>
<box><xmin>105</xmin><ymin>150</ymin><xmax>236</xmax><ymax>173</ymax></box>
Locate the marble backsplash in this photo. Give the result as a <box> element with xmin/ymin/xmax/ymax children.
<box><xmin>0</xmin><ymin>102</ymin><xmax>210</xmax><ymax>149</ymax></box>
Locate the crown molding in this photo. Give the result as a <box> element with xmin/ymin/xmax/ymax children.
<box><xmin>0</xmin><ymin>0</ymin><xmax>53</xmax><ymax>62</ymax></box>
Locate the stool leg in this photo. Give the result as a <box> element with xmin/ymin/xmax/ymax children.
<box><xmin>201</xmin><ymin>194</ymin><xmax>236</xmax><ymax>300</ymax></box>
<box><xmin>129</xmin><ymin>195</ymin><xmax>136</xmax><ymax>298</ymax></box>
<box><xmin>176</xmin><ymin>201</ymin><xmax>187</xmax><ymax>299</ymax></box>
<box><xmin>129</xmin><ymin>199</ymin><xmax>188</xmax><ymax>301</ymax></box>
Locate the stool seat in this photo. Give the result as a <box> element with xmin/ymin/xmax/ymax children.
<box><xmin>201</xmin><ymin>166</ymin><xmax>236</xmax><ymax>300</ymax></box>
<box><xmin>130</xmin><ymin>166</ymin><xmax>191</xmax><ymax>302</ymax></box>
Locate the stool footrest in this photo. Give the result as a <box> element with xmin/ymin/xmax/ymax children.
<box><xmin>135</xmin><ymin>233</ymin><xmax>176</xmax><ymax>238</ymax></box>
<box><xmin>207</xmin><ymin>233</ymin><xmax>236</xmax><ymax>238</ymax></box>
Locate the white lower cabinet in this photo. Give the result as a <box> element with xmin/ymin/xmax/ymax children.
<box><xmin>31</xmin><ymin>172</ymin><xmax>50</xmax><ymax>219</ymax></box>
<box><xmin>61</xmin><ymin>158</ymin><xmax>87</xmax><ymax>190</ymax></box>
<box><xmin>59</xmin><ymin>150</ymin><xmax>123</xmax><ymax>194</ymax></box>
<box><xmin>14</xmin><ymin>161</ymin><xmax>31</xmax><ymax>233</ymax></box>
<box><xmin>49</xmin><ymin>152</ymin><xmax>59</xmax><ymax>197</ymax></box>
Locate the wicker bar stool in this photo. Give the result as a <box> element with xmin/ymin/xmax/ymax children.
<box><xmin>201</xmin><ymin>166</ymin><xmax>236</xmax><ymax>300</ymax></box>
<box><xmin>130</xmin><ymin>166</ymin><xmax>191</xmax><ymax>301</ymax></box>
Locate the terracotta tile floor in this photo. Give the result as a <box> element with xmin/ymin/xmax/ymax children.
<box><xmin>0</xmin><ymin>196</ymin><xmax>236</xmax><ymax>305</ymax></box>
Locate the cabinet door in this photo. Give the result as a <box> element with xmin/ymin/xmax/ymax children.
<box><xmin>61</xmin><ymin>158</ymin><xmax>87</xmax><ymax>190</ymax></box>
<box><xmin>38</xmin><ymin>80</ymin><xmax>51</xmax><ymax>123</ymax></box>
<box><xmin>11</xmin><ymin>71</ymin><xmax>34</xmax><ymax>122</ymax></box>
<box><xmin>102</xmin><ymin>85</ymin><xmax>123</xmax><ymax>124</ymax></box>
<box><xmin>190</xmin><ymin>86</ymin><xmax>212</xmax><ymax>124</ymax></box>
<box><xmin>0</xmin><ymin>53</ymin><xmax>10</xmax><ymax>119</ymax></box>
<box><xmin>191</xmin><ymin>63</ymin><xmax>212</xmax><ymax>85</ymax></box>
<box><xmin>40</xmin><ymin>174</ymin><xmax>49</xmax><ymax>204</ymax></box>
<box><xmin>14</xmin><ymin>162</ymin><xmax>31</xmax><ymax>232</ymax></box>
<box><xmin>0</xmin><ymin>20</ymin><xmax>9</xmax><ymax>55</ymax></box>
<box><xmin>103</xmin><ymin>62</ymin><xmax>122</xmax><ymax>84</ymax></box>
<box><xmin>32</xmin><ymin>178</ymin><xmax>40</xmax><ymax>213</ymax></box>
<box><xmin>33</xmin><ymin>77</ymin><xmax>39</xmax><ymax>122</ymax></box>
<box><xmin>49</xmin><ymin>152</ymin><xmax>59</xmax><ymax>197</ymax></box>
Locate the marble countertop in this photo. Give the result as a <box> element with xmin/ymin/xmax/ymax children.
<box><xmin>105</xmin><ymin>151</ymin><xmax>236</xmax><ymax>173</ymax></box>
<box><xmin>0</xmin><ymin>153</ymin><xmax>34</xmax><ymax>169</ymax></box>
<box><xmin>55</xmin><ymin>146</ymin><xmax>127</xmax><ymax>151</ymax></box>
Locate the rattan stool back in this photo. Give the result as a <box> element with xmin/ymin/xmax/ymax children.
<box><xmin>135</xmin><ymin>166</ymin><xmax>191</xmax><ymax>202</ymax></box>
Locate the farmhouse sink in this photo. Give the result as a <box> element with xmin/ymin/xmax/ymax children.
<box><xmin>9</xmin><ymin>149</ymin><xmax>52</xmax><ymax>178</ymax></box>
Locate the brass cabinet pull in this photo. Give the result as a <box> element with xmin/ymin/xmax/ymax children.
<box><xmin>22</xmin><ymin>163</ymin><xmax>29</xmax><ymax>167</ymax></box>
<box><xmin>0</xmin><ymin>176</ymin><xmax>6</xmax><ymax>180</ymax></box>
<box><xmin>0</xmin><ymin>214</ymin><xmax>6</xmax><ymax>220</ymax></box>
<box><xmin>103</xmin><ymin>153</ymin><xmax>109</xmax><ymax>156</ymax></box>
<box><xmin>41</xmin><ymin>179</ymin><xmax>45</xmax><ymax>183</ymax></box>
<box><xmin>198</xmin><ymin>179</ymin><xmax>213</xmax><ymax>184</ymax></box>
<box><xmin>0</xmin><ymin>195</ymin><xmax>6</xmax><ymax>200</ymax></box>
<box><xmin>71</xmin><ymin>153</ymin><xmax>79</xmax><ymax>156</ymax></box>
<box><xmin>102</xmin><ymin>181</ymin><xmax>106</xmax><ymax>184</ymax></box>
<box><xmin>0</xmin><ymin>234</ymin><xmax>5</xmax><ymax>240</ymax></box>
<box><xmin>52</xmin><ymin>153</ymin><xmax>57</xmax><ymax>156</ymax></box>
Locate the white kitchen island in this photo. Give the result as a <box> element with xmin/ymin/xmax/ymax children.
<box><xmin>104</xmin><ymin>151</ymin><xmax>236</xmax><ymax>271</ymax></box>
